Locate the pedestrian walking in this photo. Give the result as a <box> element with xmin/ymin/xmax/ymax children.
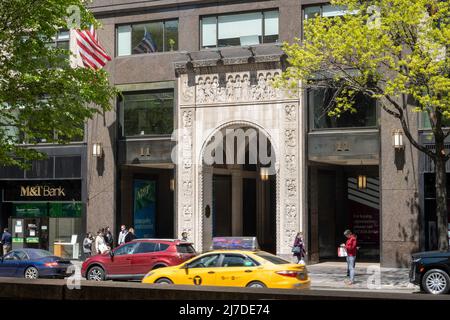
<box><xmin>95</xmin><ymin>229</ymin><xmax>108</xmax><ymax>254</ymax></box>
<box><xmin>1</xmin><ymin>228</ymin><xmax>12</xmax><ymax>256</ymax></box>
<box><xmin>83</xmin><ymin>233</ymin><xmax>94</xmax><ymax>259</ymax></box>
<box><xmin>341</xmin><ymin>229</ymin><xmax>357</xmax><ymax>285</ymax></box>
<box><xmin>104</xmin><ymin>226</ymin><xmax>114</xmax><ymax>249</ymax></box>
<box><xmin>292</xmin><ymin>232</ymin><xmax>307</xmax><ymax>264</ymax></box>
<box><xmin>118</xmin><ymin>225</ymin><xmax>128</xmax><ymax>246</ymax></box>
<box><xmin>124</xmin><ymin>227</ymin><xmax>137</xmax><ymax>243</ymax></box>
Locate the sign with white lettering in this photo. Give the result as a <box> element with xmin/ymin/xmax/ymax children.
<box><xmin>2</xmin><ymin>180</ymin><xmax>81</xmax><ymax>202</ymax></box>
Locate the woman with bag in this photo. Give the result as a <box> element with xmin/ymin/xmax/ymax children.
<box><xmin>292</xmin><ymin>232</ymin><xmax>307</xmax><ymax>264</ymax></box>
<box><xmin>95</xmin><ymin>229</ymin><xmax>108</xmax><ymax>254</ymax></box>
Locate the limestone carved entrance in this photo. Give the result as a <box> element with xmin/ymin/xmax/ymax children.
<box><xmin>175</xmin><ymin>66</ymin><xmax>304</xmax><ymax>256</ymax></box>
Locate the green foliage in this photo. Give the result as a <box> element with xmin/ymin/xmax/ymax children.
<box><xmin>0</xmin><ymin>0</ymin><xmax>117</xmax><ymax>168</ymax></box>
<box><xmin>277</xmin><ymin>0</ymin><xmax>450</xmax><ymax>142</ymax></box>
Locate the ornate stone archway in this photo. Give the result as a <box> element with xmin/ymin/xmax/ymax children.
<box><xmin>175</xmin><ymin>64</ymin><xmax>304</xmax><ymax>256</ymax></box>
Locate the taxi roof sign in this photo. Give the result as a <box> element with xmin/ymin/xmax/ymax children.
<box><xmin>211</xmin><ymin>237</ymin><xmax>259</xmax><ymax>251</ymax></box>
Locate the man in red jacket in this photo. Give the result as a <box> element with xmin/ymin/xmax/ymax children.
<box><xmin>342</xmin><ymin>229</ymin><xmax>357</xmax><ymax>285</ymax></box>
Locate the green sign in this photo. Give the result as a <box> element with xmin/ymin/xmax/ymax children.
<box><xmin>13</xmin><ymin>202</ymin><xmax>82</xmax><ymax>218</ymax></box>
<box><xmin>25</xmin><ymin>237</ymin><xmax>39</xmax><ymax>243</ymax></box>
<box><xmin>49</xmin><ymin>203</ymin><xmax>82</xmax><ymax>218</ymax></box>
<box><xmin>12</xmin><ymin>237</ymin><xmax>24</xmax><ymax>243</ymax></box>
<box><xmin>14</xmin><ymin>203</ymin><xmax>47</xmax><ymax>218</ymax></box>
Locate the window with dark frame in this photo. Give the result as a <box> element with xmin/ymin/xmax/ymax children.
<box><xmin>117</xmin><ymin>20</ymin><xmax>178</xmax><ymax>56</ymax></box>
<box><xmin>308</xmin><ymin>87</ymin><xmax>377</xmax><ymax>130</ymax></box>
<box><xmin>120</xmin><ymin>89</ymin><xmax>174</xmax><ymax>137</ymax></box>
<box><xmin>201</xmin><ymin>10</ymin><xmax>279</xmax><ymax>48</ymax></box>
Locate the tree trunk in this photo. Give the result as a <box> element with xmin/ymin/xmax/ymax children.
<box><xmin>434</xmin><ymin>150</ymin><xmax>449</xmax><ymax>251</ymax></box>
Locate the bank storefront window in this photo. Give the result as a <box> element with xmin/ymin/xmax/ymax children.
<box><xmin>120</xmin><ymin>90</ymin><xmax>174</xmax><ymax>137</ymax></box>
<box><xmin>1</xmin><ymin>180</ymin><xmax>83</xmax><ymax>259</ymax></box>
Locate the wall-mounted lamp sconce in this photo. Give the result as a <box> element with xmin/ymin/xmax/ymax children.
<box><xmin>92</xmin><ymin>143</ymin><xmax>103</xmax><ymax>158</ymax></box>
<box><xmin>357</xmin><ymin>175</ymin><xmax>367</xmax><ymax>190</ymax></box>
<box><xmin>170</xmin><ymin>178</ymin><xmax>175</xmax><ymax>191</ymax></box>
<box><xmin>260</xmin><ymin>167</ymin><xmax>270</xmax><ymax>181</ymax></box>
<box><xmin>392</xmin><ymin>129</ymin><xmax>404</xmax><ymax>149</ymax></box>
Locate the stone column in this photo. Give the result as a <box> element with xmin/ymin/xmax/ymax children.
<box><xmin>231</xmin><ymin>167</ymin><xmax>243</xmax><ymax>236</ymax></box>
<box><xmin>202</xmin><ymin>166</ymin><xmax>213</xmax><ymax>251</ymax></box>
<box><xmin>309</xmin><ymin>166</ymin><xmax>320</xmax><ymax>263</ymax></box>
<box><xmin>380</xmin><ymin>105</ymin><xmax>420</xmax><ymax>267</ymax></box>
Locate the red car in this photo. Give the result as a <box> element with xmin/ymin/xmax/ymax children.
<box><xmin>81</xmin><ymin>239</ymin><xmax>196</xmax><ymax>281</ymax></box>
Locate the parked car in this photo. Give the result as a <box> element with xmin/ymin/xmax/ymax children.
<box><xmin>410</xmin><ymin>250</ymin><xmax>450</xmax><ymax>294</ymax></box>
<box><xmin>0</xmin><ymin>249</ymin><xmax>72</xmax><ymax>279</ymax></box>
<box><xmin>82</xmin><ymin>239</ymin><xmax>197</xmax><ymax>281</ymax></box>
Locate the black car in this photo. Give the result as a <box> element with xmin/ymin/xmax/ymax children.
<box><xmin>410</xmin><ymin>250</ymin><xmax>450</xmax><ymax>294</ymax></box>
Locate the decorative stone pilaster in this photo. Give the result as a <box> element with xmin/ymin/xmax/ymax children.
<box><xmin>279</xmin><ymin>103</ymin><xmax>301</xmax><ymax>254</ymax></box>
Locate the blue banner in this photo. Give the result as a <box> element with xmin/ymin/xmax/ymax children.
<box><xmin>133</xmin><ymin>179</ymin><xmax>156</xmax><ymax>238</ymax></box>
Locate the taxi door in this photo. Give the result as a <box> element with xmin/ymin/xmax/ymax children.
<box><xmin>175</xmin><ymin>253</ymin><xmax>221</xmax><ymax>286</ymax></box>
<box><xmin>215</xmin><ymin>253</ymin><xmax>259</xmax><ymax>287</ymax></box>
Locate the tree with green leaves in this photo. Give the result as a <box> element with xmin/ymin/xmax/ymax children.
<box><xmin>0</xmin><ymin>0</ymin><xmax>116</xmax><ymax>167</ymax></box>
<box><xmin>277</xmin><ymin>0</ymin><xmax>450</xmax><ymax>250</ymax></box>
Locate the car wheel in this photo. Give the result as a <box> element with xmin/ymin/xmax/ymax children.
<box><xmin>422</xmin><ymin>269</ymin><xmax>450</xmax><ymax>295</ymax></box>
<box><xmin>24</xmin><ymin>266</ymin><xmax>39</xmax><ymax>279</ymax></box>
<box><xmin>87</xmin><ymin>266</ymin><xmax>105</xmax><ymax>281</ymax></box>
<box><xmin>246</xmin><ymin>281</ymin><xmax>266</xmax><ymax>289</ymax></box>
<box><xmin>155</xmin><ymin>277</ymin><xmax>173</xmax><ymax>285</ymax></box>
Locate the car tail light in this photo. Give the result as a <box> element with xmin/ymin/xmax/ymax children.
<box><xmin>276</xmin><ymin>270</ymin><xmax>300</xmax><ymax>278</ymax></box>
<box><xmin>45</xmin><ymin>262</ymin><xmax>58</xmax><ymax>267</ymax></box>
<box><xmin>276</xmin><ymin>270</ymin><xmax>308</xmax><ymax>280</ymax></box>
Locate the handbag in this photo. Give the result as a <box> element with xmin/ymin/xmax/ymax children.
<box><xmin>337</xmin><ymin>246</ymin><xmax>347</xmax><ymax>257</ymax></box>
<box><xmin>291</xmin><ymin>246</ymin><xmax>300</xmax><ymax>253</ymax></box>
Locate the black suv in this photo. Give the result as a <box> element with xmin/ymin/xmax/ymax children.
<box><xmin>410</xmin><ymin>250</ymin><xmax>450</xmax><ymax>294</ymax></box>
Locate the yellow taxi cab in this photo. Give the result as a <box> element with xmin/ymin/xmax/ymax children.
<box><xmin>141</xmin><ymin>237</ymin><xmax>310</xmax><ymax>289</ymax></box>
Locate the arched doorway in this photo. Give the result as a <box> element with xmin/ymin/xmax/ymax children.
<box><xmin>199</xmin><ymin>123</ymin><xmax>277</xmax><ymax>253</ymax></box>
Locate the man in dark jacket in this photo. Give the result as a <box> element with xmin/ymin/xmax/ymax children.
<box><xmin>1</xmin><ymin>228</ymin><xmax>12</xmax><ymax>256</ymax></box>
<box><xmin>124</xmin><ymin>227</ymin><xmax>137</xmax><ymax>243</ymax></box>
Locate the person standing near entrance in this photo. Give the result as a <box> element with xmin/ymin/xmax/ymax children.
<box><xmin>104</xmin><ymin>227</ymin><xmax>114</xmax><ymax>249</ymax></box>
<box><xmin>292</xmin><ymin>232</ymin><xmax>307</xmax><ymax>264</ymax></box>
<box><xmin>1</xmin><ymin>228</ymin><xmax>12</xmax><ymax>256</ymax></box>
<box><xmin>118</xmin><ymin>225</ymin><xmax>128</xmax><ymax>246</ymax></box>
<box><xmin>341</xmin><ymin>229</ymin><xmax>357</xmax><ymax>285</ymax></box>
<box><xmin>124</xmin><ymin>227</ymin><xmax>137</xmax><ymax>243</ymax></box>
<box><xmin>95</xmin><ymin>229</ymin><xmax>108</xmax><ymax>254</ymax></box>
<box><xmin>83</xmin><ymin>233</ymin><xmax>94</xmax><ymax>259</ymax></box>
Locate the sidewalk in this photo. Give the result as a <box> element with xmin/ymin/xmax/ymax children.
<box><xmin>307</xmin><ymin>262</ymin><xmax>419</xmax><ymax>292</ymax></box>
<box><xmin>71</xmin><ymin>260</ymin><xmax>420</xmax><ymax>293</ymax></box>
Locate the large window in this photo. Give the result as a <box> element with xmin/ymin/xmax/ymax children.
<box><xmin>308</xmin><ymin>88</ymin><xmax>377</xmax><ymax>130</ymax></box>
<box><xmin>120</xmin><ymin>90</ymin><xmax>174</xmax><ymax>137</ymax></box>
<box><xmin>201</xmin><ymin>10</ymin><xmax>279</xmax><ymax>48</ymax></box>
<box><xmin>117</xmin><ymin>20</ymin><xmax>178</xmax><ymax>56</ymax></box>
<box><xmin>304</xmin><ymin>4</ymin><xmax>353</xmax><ymax>20</ymax></box>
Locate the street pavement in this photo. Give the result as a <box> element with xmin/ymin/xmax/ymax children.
<box><xmin>307</xmin><ymin>261</ymin><xmax>418</xmax><ymax>293</ymax></box>
<box><xmin>72</xmin><ymin>260</ymin><xmax>419</xmax><ymax>293</ymax></box>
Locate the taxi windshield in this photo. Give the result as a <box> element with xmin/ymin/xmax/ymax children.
<box><xmin>255</xmin><ymin>252</ymin><xmax>291</xmax><ymax>265</ymax></box>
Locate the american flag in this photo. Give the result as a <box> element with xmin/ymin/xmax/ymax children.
<box><xmin>75</xmin><ymin>26</ymin><xmax>111</xmax><ymax>70</ymax></box>
<box><xmin>133</xmin><ymin>28</ymin><xmax>158</xmax><ymax>54</ymax></box>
